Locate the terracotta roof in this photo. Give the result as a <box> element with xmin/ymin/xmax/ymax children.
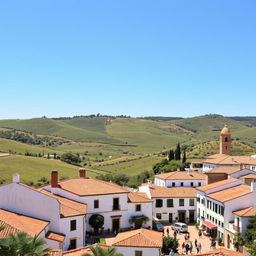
<box><xmin>241</xmin><ymin>173</ymin><xmax>256</xmax><ymax>179</ymax></box>
<box><xmin>111</xmin><ymin>228</ymin><xmax>162</xmax><ymax>248</ymax></box>
<box><xmin>221</xmin><ymin>125</ymin><xmax>231</xmax><ymax>135</ymax></box>
<box><xmin>147</xmin><ymin>184</ymin><xmax>196</xmax><ymax>198</ymax></box>
<box><xmin>40</xmin><ymin>189</ymin><xmax>87</xmax><ymax>217</ymax></box>
<box><xmin>0</xmin><ymin>209</ymin><xmax>49</xmax><ymax>238</ymax></box>
<box><xmin>203</xmin><ymin>155</ymin><xmax>251</xmax><ymax>165</ymax></box>
<box><xmin>205</xmin><ymin>166</ymin><xmax>241</xmax><ymax>175</ymax></box>
<box><xmin>241</xmin><ymin>158</ymin><xmax>256</xmax><ymax>165</ymax></box>
<box><xmin>56</xmin><ymin>178</ymin><xmax>129</xmax><ymax>196</ymax></box>
<box><xmin>63</xmin><ymin>243</ymin><xmax>110</xmax><ymax>255</ymax></box>
<box><xmin>128</xmin><ymin>192</ymin><xmax>152</xmax><ymax>203</ymax></box>
<box><xmin>155</xmin><ymin>171</ymin><xmax>206</xmax><ymax>180</ymax></box>
<box><xmin>207</xmin><ymin>185</ymin><xmax>252</xmax><ymax>203</ymax></box>
<box><xmin>197</xmin><ymin>178</ymin><xmax>239</xmax><ymax>192</ymax></box>
<box><xmin>233</xmin><ymin>207</ymin><xmax>256</xmax><ymax>217</ymax></box>
<box><xmin>48</xmin><ymin>250</ymin><xmax>62</xmax><ymax>256</ymax></box>
<box><xmin>191</xmin><ymin>248</ymin><xmax>247</xmax><ymax>256</ymax></box>
<box><xmin>46</xmin><ymin>231</ymin><xmax>65</xmax><ymax>242</ymax></box>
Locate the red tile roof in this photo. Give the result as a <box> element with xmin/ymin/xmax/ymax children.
<box><xmin>128</xmin><ymin>192</ymin><xmax>152</xmax><ymax>203</ymax></box>
<box><xmin>191</xmin><ymin>248</ymin><xmax>247</xmax><ymax>256</ymax></box>
<box><xmin>196</xmin><ymin>178</ymin><xmax>239</xmax><ymax>192</ymax></box>
<box><xmin>46</xmin><ymin>231</ymin><xmax>65</xmax><ymax>242</ymax></box>
<box><xmin>111</xmin><ymin>228</ymin><xmax>163</xmax><ymax>248</ymax></box>
<box><xmin>233</xmin><ymin>207</ymin><xmax>256</xmax><ymax>217</ymax></box>
<box><xmin>155</xmin><ymin>171</ymin><xmax>206</xmax><ymax>180</ymax></box>
<box><xmin>0</xmin><ymin>209</ymin><xmax>49</xmax><ymax>238</ymax></box>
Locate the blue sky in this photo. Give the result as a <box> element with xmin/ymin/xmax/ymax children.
<box><xmin>0</xmin><ymin>0</ymin><xmax>256</xmax><ymax>119</ymax></box>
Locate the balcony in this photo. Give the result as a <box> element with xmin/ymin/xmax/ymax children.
<box><xmin>233</xmin><ymin>225</ymin><xmax>240</xmax><ymax>232</ymax></box>
<box><xmin>112</xmin><ymin>204</ymin><xmax>121</xmax><ymax>211</ymax></box>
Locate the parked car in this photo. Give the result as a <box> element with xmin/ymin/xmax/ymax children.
<box><xmin>171</xmin><ymin>222</ymin><xmax>188</xmax><ymax>233</ymax></box>
<box><xmin>152</xmin><ymin>220</ymin><xmax>164</xmax><ymax>232</ymax></box>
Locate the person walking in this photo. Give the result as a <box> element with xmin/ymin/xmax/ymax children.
<box><xmin>198</xmin><ymin>230</ymin><xmax>202</xmax><ymax>238</ymax></box>
<box><xmin>182</xmin><ymin>242</ymin><xmax>186</xmax><ymax>253</ymax></box>
<box><xmin>166</xmin><ymin>227</ymin><xmax>169</xmax><ymax>236</ymax></box>
<box><xmin>174</xmin><ymin>230</ymin><xmax>177</xmax><ymax>240</ymax></box>
<box><xmin>198</xmin><ymin>242</ymin><xmax>202</xmax><ymax>253</ymax></box>
<box><xmin>189</xmin><ymin>242</ymin><xmax>193</xmax><ymax>254</ymax></box>
<box><xmin>185</xmin><ymin>243</ymin><xmax>190</xmax><ymax>255</ymax></box>
<box><xmin>195</xmin><ymin>238</ymin><xmax>198</xmax><ymax>248</ymax></box>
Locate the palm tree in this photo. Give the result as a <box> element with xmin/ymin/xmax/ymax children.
<box><xmin>0</xmin><ymin>231</ymin><xmax>51</xmax><ymax>256</ymax></box>
<box><xmin>83</xmin><ymin>246</ymin><xmax>123</xmax><ymax>256</ymax></box>
<box><xmin>129</xmin><ymin>215</ymin><xmax>149</xmax><ymax>229</ymax></box>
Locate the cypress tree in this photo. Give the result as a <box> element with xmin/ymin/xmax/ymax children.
<box><xmin>182</xmin><ymin>149</ymin><xmax>187</xmax><ymax>163</ymax></box>
<box><xmin>168</xmin><ymin>149</ymin><xmax>175</xmax><ymax>161</ymax></box>
<box><xmin>175</xmin><ymin>143</ymin><xmax>181</xmax><ymax>160</ymax></box>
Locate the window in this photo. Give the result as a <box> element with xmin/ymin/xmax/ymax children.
<box><xmin>69</xmin><ymin>238</ymin><xmax>77</xmax><ymax>250</ymax></box>
<box><xmin>135</xmin><ymin>204</ymin><xmax>141</xmax><ymax>212</ymax></box>
<box><xmin>207</xmin><ymin>200</ymin><xmax>209</xmax><ymax>209</ymax></box>
<box><xmin>172</xmin><ymin>182</ymin><xmax>175</xmax><ymax>187</ymax></box>
<box><xmin>197</xmin><ymin>197</ymin><xmax>200</xmax><ymax>202</ymax></box>
<box><xmin>198</xmin><ymin>182</ymin><xmax>202</xmax><ymax>186</ymax></box>
<box><xmin>220</xmin><ymin>206</ymin><xmax>224</xmax><ymax>216</ymax></box>
<box><xmin>189</xmin><ymin>199</ymin><xmax>194</xmax><ymax>206</ymax></box>
<box><xmin>167</xmin><ymin>199</ymin><xmax>173</xmax><ymax>207</ymax></box>
<box><xmin>225</xmin><ymin>137</ymin><xmax>228</xmax><ymax>142</ymax></box>
<box><xmin>190</xmin><ymin>182</ymin><xmax>194</xmax><ymax>187</ymax></box>
<box><xmin>180</xmin><ymin>182</ymin><xmax>184</xmax><ymax>187</ymax></box>
<box><xmin>207</xmin><ymin>214</ymin><xmax>209</xmax><ymax>219</ymax></box>
<box><xmin>156</xmin><ymin>199</ymin><xmax>163</xmax><ymax>208</ymax></box>
<box><xmin>94</xmin><ymin>200</ymin><xmax>99</xmax><ymax>209</ymax></box>
<box><xmin>113</xmin><ymin>198</ymin><xmax>120</xmax><ymax>210</ymax></box>
<box><xmin>70</xmin><ymin>220</ymin><xmax>76</xmax><ymax>231</ymax></box>
<box><xmin>179</xmin><ymin>199</ymin><xmax>184</xmax><ymax>206</ymax></box>
<box><xmin>156</xmin><ymin>213</ymin><xmax>162</xmax><ymax>219</ymax></box>
<box><xmin>135</xmin><ymin>250</ymin><xmax>143</xmax><ymax>256</ymax></box>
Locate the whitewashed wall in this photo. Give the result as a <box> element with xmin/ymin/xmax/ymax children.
<box><xmin>115</xmin><ymin>246</ymin><xmax>161</xmax><ymax>256</ymax></box>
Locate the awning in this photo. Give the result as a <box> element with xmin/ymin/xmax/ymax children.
<box><xmin>203</xmin><ymin>221</ymin><xmax>217</xmax><ymax>229</ymax></box>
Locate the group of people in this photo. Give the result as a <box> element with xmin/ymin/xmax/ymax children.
<box><xmin>181</xmin><ymin>238</ymin><xmax>202</xmax><ymax>254</ymax></box>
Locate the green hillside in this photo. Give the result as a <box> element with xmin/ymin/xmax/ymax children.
<box><xmin>0</xmin><ymin>155</ymin><xmax>99</xmax><ymax>184</ymax></box>
<box><xmin>0</xmin><ymin>138</ymin><xmax>62</xmax><ymax>155</ymax></box>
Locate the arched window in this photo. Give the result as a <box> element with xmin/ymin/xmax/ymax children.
<box><xmin>224</xmin><ymin>137</ymin><xmax>228</xmax><ymax>142</ymax></box>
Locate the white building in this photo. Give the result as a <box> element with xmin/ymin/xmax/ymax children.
<box><xmin>139</xmin><ymin>183</ymin><xmax>197</xmax><ymax>223</ymax></box>
<box><xmin>154</xmin><ymin>170</ymin><xmax>206</xmax><ymax>187</ymax></box>
<box><xmin>0</xmin><ymin>174</ymin><xmax>86</xmax><ymax>251</ymax></box>
<box><xmin>196</xmin><ymin>178</ymin><xmax>256</xmax><ymax>247</ymax></box>
<box><xmin>42</xmin><ymin>169</ymin><xmax>153</xmax><ymax>234</ymax></box>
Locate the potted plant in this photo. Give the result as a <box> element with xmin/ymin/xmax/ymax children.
<box><xmin>217</xmin><ymin>237</ymin><xmax>222</xmax><ymax>246</ymax></box>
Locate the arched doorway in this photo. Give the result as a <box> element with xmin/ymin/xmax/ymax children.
<box><xmin>227</xmin><ymin>234</ymin><xmax>230</xmax><ymax>249</ymax></box>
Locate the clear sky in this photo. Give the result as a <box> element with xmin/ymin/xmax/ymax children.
<box><xmin>0</xmin><ymin>0</ymin><xmax>256</xmax><ymax>119</ymax></box>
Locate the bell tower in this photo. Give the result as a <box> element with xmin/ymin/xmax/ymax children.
<box><xmin>220</xmin><ymin>125</ymin><xmax>231</xmax><ymax>155</ymax></box>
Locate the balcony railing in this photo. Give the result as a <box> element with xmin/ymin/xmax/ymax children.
<box><xmin>112</xmin><ymin>204</ymin><xmax>121</xmax><ymax>211</ymax></box>
<box><xmin>233</xmin><ymin>225</ymin><xmax>240</xmax><ymax>232</ymax></box>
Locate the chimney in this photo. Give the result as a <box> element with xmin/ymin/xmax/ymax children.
<box><xmin>240</xmin><ymin>163</ymin><xmax>244</xmax><ymax>170</ymax></box>
<box><xmin>79</xmin><ymin>168</ymin><xmax>86</xmax><ymax>178</ymax></box>
<box><xmin>251</xmin><ymin>182</ymin><xmax>256</xmax><ymax>192</ymax></box>
<box><xmin>12</xmin><ymin>173</ymin><xmax>20</xmax><ymax>183</ymax></box>
<box><xmin>51</xmin><ymin>171</ymin><xmax>58</xmax><ymax>188</ymax></box>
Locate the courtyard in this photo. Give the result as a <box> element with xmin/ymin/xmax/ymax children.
<box><xmin>164</xmin><ymin>225</ymin><xmax>220</xmax><ymax>254</ymax></box>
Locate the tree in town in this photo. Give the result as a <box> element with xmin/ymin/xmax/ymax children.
<box><xmin>89</xmin><ymin>214</ymin><xmax>104</xmax><ymax>235</ymax></box>
<box><xmin>82</xmin><ymin>246</ymin><xmax>124</xmax><ymax>256</ymax></box>
<box><xmin>129</xmin><ymin>215</ymin><xmax>149</xmax><ymax>229</ymax></box>
<box><xmin>60</xmin><ymin>152</ymin><xmax>81</xmax><ymax>165</ymax></box>
<box><xmin>233</xmin><ymin>232</ymin><xmax>245</xmax><ymax>252</ymax></box>
<box><xmin>174</xmin><ymin>143</ymin><xmax>181</xmax><ymax>160</ymax></box>
<box><xmin>0</xmin><ymin>232</ymin><xmax>51</xmax><ymax>256</ymax></box>
<box><xmin>168</xmin><ymin>149</ymin><xmax>175</xmax><ymax>161</ymax></box>
<box><xmin>162</xmin><ymin>236</ymin><xmax>179</xmax><ymax>254</ymax></box>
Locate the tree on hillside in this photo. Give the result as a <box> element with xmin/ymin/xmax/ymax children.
<box><xmin>82</xmin><ymin>246</ymin><xmax>124</xmax><ymax>256</ymax></box>
<box><xmin>89</xmin><ymin>214</ymin><xmax>104</xmax><ymax>235</ymax></box>
<box><xmin>0</xmin><ymin>232</ymin><xmax>51</xmax><ymax>256</ymax></box>
<box><xmin>153</xmin><ymin>159</ymin><xmax>169</xmax><ymax>174</ymax></box>
<box><xmin>168</xmin><ymin>150</ymin><xmax>175</xmax><ymax>161</ymax></box>
<box><xmin>153</xmin><ymin>160</ymin><xmax>185</xmax><ymax>174</ymax></box>
<box><xmin>175</xmin><ymin>143</ymin><xmax>181</xmax><ymax>160</ymax></box>
<box><xmin>60</xmin><ymin>152</ymin><xmax>81</xmax><ymax>165</ymax></box>
<box><xmin>182</xmin><ymin>149</ymin><xmax>187</xmax><ymax>163</ymax></box>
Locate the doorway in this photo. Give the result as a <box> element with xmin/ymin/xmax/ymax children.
<box><xmin>112</xmin><ymin>218</ymin><xmax>120</xmax><ymax>233</ymax></box>
<box><xmin>189</xmin><ymin>210</ymin><xmax>195</xmax><ymax>223</ymax></box>
<box><xmin>169</xmin><ymin>213</ymin><xmax>173</xmax><ymax>223</ymax></box>
<box><xmin>178</xmin><ymin>211</ymin><xmax>186</xmax><ymax>222</ymax></box>
<box><xmin>227</xmin><ymin>234</ymin><xmax>230</xmax><ymax>249</ymax></box>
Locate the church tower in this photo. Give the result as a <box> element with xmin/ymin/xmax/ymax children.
<box><xmin>220</xmin><ymin>125</ymin><xmax>231</xmax><ymax>155</ymax></box>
